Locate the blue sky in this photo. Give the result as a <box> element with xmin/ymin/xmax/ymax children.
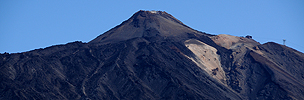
<box><xmin>1</xmin><ymin>0</ymin><xmax>304</xmax><ymax>53</ymax></box>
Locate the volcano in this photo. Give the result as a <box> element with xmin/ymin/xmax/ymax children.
<box><xmin>1</xmin><ymin>10</ymin><xmax>304</xmax><ymax>100</ymax></box>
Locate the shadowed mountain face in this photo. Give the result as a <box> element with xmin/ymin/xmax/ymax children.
<box><xmin>1</xmin><ymin>10</ymin><xmax>304</xmax><ymax>100</ymax></box>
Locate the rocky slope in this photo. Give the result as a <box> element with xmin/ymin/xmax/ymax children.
<box><xmin>1</xmin><ymin>10</ymin><xmax>304</xmax><ymax>100</ymax></box>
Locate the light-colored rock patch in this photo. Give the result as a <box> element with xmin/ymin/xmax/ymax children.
<box><xmin>185</xmin><ymin>39</ymin><xmax>226</xmax><ymax>84</ymax></box>
<box><xmin>211</xmin><ymin>34</ymin><xmax>239</xmax><ymax>49</ymax></box>
<box><xmin>211</xmin><ymin>34</ymin><xmax>260</xmax><ymax>50</ymax></box>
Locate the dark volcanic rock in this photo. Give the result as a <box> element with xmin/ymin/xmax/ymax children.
<box><xmin>1</xmin><ymin>10</ymin><xmax>304</xmax><ymax>100</ymax></box>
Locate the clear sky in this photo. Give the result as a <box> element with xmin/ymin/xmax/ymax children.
<box><xmin>1</xmin><ymin>0</ymin><xmax>304</xmax><ymax>53</ymax></box>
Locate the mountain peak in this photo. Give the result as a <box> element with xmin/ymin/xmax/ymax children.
<box><xmin>2</xmin><ymin>10</ymin><xmax>304</xmax><ymax>100</ymax></box>
<box><xmin>89</xmin><ymin>10</ymin><xmax>201</xmax><ymax>44</ymax></box>
<box><xmin>137</xmin><ymin>10</ymin><xmax>164</xmax><ymax>14</ymax></box>
<box><xmin>132</xmin><ymin>10</ymin><xmax>185</xmax><ymax>26</ymax></box>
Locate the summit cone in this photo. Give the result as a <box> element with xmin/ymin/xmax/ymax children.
<box><xmin>89</xmin><ymin>10</ymin><xmax>210</xmax><ymax>44</ymax></box>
